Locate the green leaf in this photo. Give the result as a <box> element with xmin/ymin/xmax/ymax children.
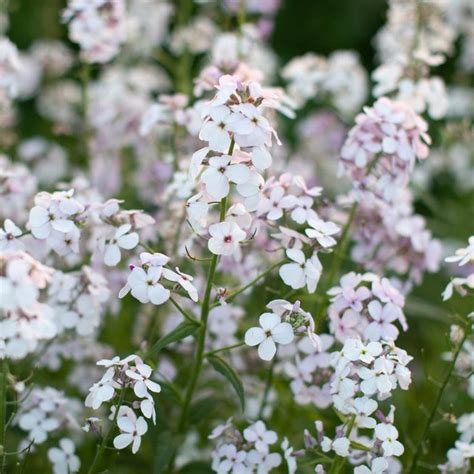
<box><xmin>152</xmin><ymin>430</ymin><xmax>176</xmax><ymax>473</ymax></box>
<box><xmin>207</xmin><ymin>354</ymin><xmax>245</xmax><ymax>410</ymax></box>
<box><xmin>149</xmin><ymin>321</ymin><xmax>198</xmax><ymax>356</ymax></box>
<box><xmin>188</xmin><ymin>397</ymin><xmax>220</xmax><ymax>425</ymax></box>
<box><xmin>178</xmin><ymin>461</ymin><xmax>214</xmax><ymax>474</ymax></box>
<box><xmin>158</xmin><ymin>381</ymin><xmax>183</xmax><ymax>405</ymax></box>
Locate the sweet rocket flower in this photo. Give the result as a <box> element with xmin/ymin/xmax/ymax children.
<box><xmin>199</xmin><ymin>105</ymin><xmax>234</xmax><ymax>152</ymax></box>
<box><xmin>354</xmin><ymin>457</ymin><xmax>388</xmax><ymax>474</ymax></box>
<box><xmin>243</xmin><ymin>420</ymin><xmax>278</xmax><ymax>453</ymax></box>
<box><xmin>122</xmin><ymin>266</ymin><xmax>170</xmax><ymax>305</ymax></box>
<box><xmin>258</xmin><ymin>186</ymin><xmax>297</xmax><ymax>221</ymax></box>
<box><xmin>103</xmin><ymin>224</ymin><xmax>139</xmax><ymax>266</ymax></box>
<box><xmin>18</xmin><ymin>408</ymin><xmax>60</xmax><ymax>444</ymax></box>
<box><xmin>0</xmin><ymin>219</ymin><xmax>23</xmax><ymax>251</ymax></box>
<box><xmin>162</xmin><ymin>267</ymin><xmax>199</xmax><ymax>302</ymax></box>
<box><xmin>201</xmin><ymin>155</ymin><xmax>250</xmax><ymax>199</ymax></box>
<box><xmin>213</xmin><ymin>443</ymin><xmax>247</xmax><ymax>473</ymax></box>
<box><xmin>290</xmin><ymin>195</ymin><xmax>318</xmax><ymax>224</ymax></box>
<box><xmin>245</xmin><ymin>313</ymin><xmax>294</xmax><ymax>361</ymax></box>
<box><xmin>208</xmin><ymin>221</ymin><xmax>246</xmax><ymax>256</ymax></box>
<box><xmin>48</xmin><ymin>438</ymin><xmax>80</xmax><ymax>474</ymax></box>
<box><xmin>85</xmin><ymin>368</ymin><xmax>116</xmax><ymax>410</ymax></box>
<box><xmin>445</xmin><ymin>236</ymin><xmax>474</xmax><ymax>266</ymax></box>
<box><xmin>365</xmin><ymin>301</ymin><xmax>400</xmax><ymax>341</ymax></box>
<box><xmin>125</xmin><ymin>362</ymin><xmax>162</xmax><ymax>399</ymax></box>
<box><xmin>305</xmin><ymin>218</ymin><xmax>340</xmax><ymax>248</ymax></box>
<box><xmin>343</xmin><ymin>339</ymin><xmax>383</xmax><ymax>364</ymax></box>
<box><xmin>247</xmin><ymin>449</ymin><xmax>282</xmax><ymax>471</ymax></box>
<box><xmin>375</xmin><ymin>423</ymin><xmax>404</xmax><ymax>457</ymax></box>
<box><xmin>279</xmin><ymin>249</ymin><xmax>322</xmax><ymax>293</ymax></box>
<box><xmin>29</xmin><ymin>198</ymin><xmax>79</xmax><ymax>239</ymax></box>
<box><xmin>113</xmin><ymin>415</ymin><xmax>148</xmax><ymax>454</ymax></box>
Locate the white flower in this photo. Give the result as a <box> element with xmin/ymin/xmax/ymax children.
<box><xmin>354</xmin><ymin>457</ymin><xmax>388</xmax><ymax>474</ymax></box>
<box><xmin>113</xmin><ymin>415</ymin><xmax>148</xmax><ymax>454</ymax></box>
<box><xmin>243</xmin><ymin>421</ymin><xmax>278</xmax><ymax>453</ymax></box>
<box><xmin>343</xmin><ymin>339</ymin><xmax>383</xmax><ymax>364</ymax></box>
<box><xmin>365</xmin><ymin>301</ymin><xmax>400</xmax><ymax>341</ymax></box>
<box><xmin>245</xmin><ymin>313</ymin><xmax>294</xmax><ymax>361</ymax></box>
<box><xmin>162</xmin><ymin>267</ymin><xmax>199</xmax><ymax>302</ymax></box>
<box><xmin>208</xmin><ymin>221</ymin><xmax>246</xmax><ymax>256</ymax></box>
<box><xmin>332</xmin><ymin>437</ymin><xmax>350</xmax><ymax>457</ymax></box>
<box><xmin>279</xmin><ymin>249</ymin><xmax>322</xmax><ymax>293</ymax></box>
<box><xmin>247</xmin><ymin>449</ymin><xmax>282</xmax><ymax>472</ymax></box>
<box><xmin>445</xmin><ymin>236</ymin><xmax>474</xmax><ymax>266</ymax></box>
<box><xmin>201</xmin><ymin>155</ymin><xmax>250</xmax><ymax>199</ymax></box>
<box><xmin>123</xmin><ymin>266</ymin><xmax>170</xmax><ymax>305</ymax></box>
<box><xmin>199</xmin><ymin>105</ymin><xmax>234</xmax><ymax>152</ymax></box>
<box><xmin>258</xmin><ymin>186</ymin><xmax>297</xmax><ymax>221</ymax></box>
<box><xmin>103</xmin><ymin>224</ymin><xmax>139</xmax><ymax>266</ymax></box>
<box><xmin>375</xmin><ymin>423</ymin><xmax>404</xmax><ymax>457</ymax></box>
<box><xmin>18</xmin><ymin>408</ymin><xmax>60</xmax><ymax>444</ymax></box>
<box><xmin>48</xmin><ymin>438</ymin><xmax>80</xmax><ymax>474</ymax></box>
<box><xmin>85</xmin><ymin>368</ymin><xmax>116</xmax><ymax>410</ymax></box>
<box><xmin>305</xmin><ymin>219</ymin><xmax>340</xmax><ymax>248</ymax></box>
<box><xmin>126</xmin><ymin>362</ymin><xmax>162</xmax><ymax>398</ymax></box>
<box><xmin>29</xmin><ymin>201</ymin><xmax>76</xmax><ymax>239</ymax></box>
<box><xmin>0</xmin><ymin>219</ymin><xmax>24</xmax><ymax>250</ymax></box>
<box><xmin>214</xmin><ymin>443</ymin><xmax>248</xmax><ymax>473</ymax></box>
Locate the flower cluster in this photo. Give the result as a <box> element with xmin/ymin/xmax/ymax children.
<box><xmin>282</xmin><ymin>50</ymin><xmax>367</xmax><ymax>116</ymax></box>
<box><xmin>210</xmin><ymin>419</ymin><xmax>293</xmax><ymax>474</ymax></box>
<box><xmin>119</xmin><ymin>251</ymin><xmax>198</xmax><ymax>305</ymax></box>
<box><xmin>62</xmin><ymin>0</ymin><xmax>126</xmax><ymax>63</ymax></box>
<box><xmin>327</xmin><ymin>272</ymin><xmax>407</xmax><ymax>343</ymax></box>
<box><xmin>340</xmin><ymin>97</ymin><xmax>430</xmax><ymax>201</ymax></box>
<box><xmin>0</xmin><ymin>251</ymin><xmax>56</xmax><ymax>359</ymax></box>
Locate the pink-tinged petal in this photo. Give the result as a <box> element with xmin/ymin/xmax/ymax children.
<box><xmin>29</xmin><ymin>206</ymin><xmax>49</xmax><ymax>226</ymax></box>
<box><xmin>136</xmin><ymin>417</ymin><xmax>148</xmax><ymax>436</ymax></box>
<box><xmin>146</xmin><ymin>380</ymin><xmax>161</xmax><ymax>393</ymax></box>
<box><xmin>258</xmin><ymin>337</ymin><xmax>277</xmax><ymax>361</ymax></box>
<box><xmin>259</xmin><ymin>312</ymin><xmax>281</xmax><ymax>331</ymax></box>
<box><xmin>117</xmin><ymin>417</ymin><xmax>135</xmax><ymax>433</ymax></box>
<box><xmin>113</xmin><ymin>433</ymin><xmax>133</xmax><ymax>450</ymax></box>
<box><xmin>31</xmin><ymin>223</ymin><xmax>50</xmax><ymax>239</ymax></box>
<box><xmin>251</xmin><ymin>146</ymin><xmax>272</xmax><ymax>170</ymax></box>
<box><xmin>104</xmin><ymin>244</ymin><xmax>121</xmax><ymax>266</ymax></box>
<box><xmin>245</xmin><ymin>327</ymin><xmax>266</xmax><ymax>346</ymax></box>
<box><xmin>51</xmin><ymin>219</ymin><xmax>75</xmax><ymax>233</ymax></box>
<box><xmin>118</xmin><ymin>232</ymin><xmax>139</xmax><ymax>250</ymax></box>
<box><xmin>132</xmin><ymin>436</ymin><xmax>142</xmax><ymax>454</ymax></box>
<box><xmin>271</xmin><ymin>322</ymin><xmax>294</xmax><ymax>344</ymax></box>
<box><xmin>279</xmin><ymin>263</ymin><xmax>305</xmax><ymax>289</ymax></box>
<box><xmin>134</xmin><ymin>381</ymin><xmax>148</xmax><ymax>398</ymax></box>
<box><xmin>148</xmin><ymin>285</ymin><xmax>170</xmax><ymax>305</ymax></box>
<box><xmin>367</xmin><ymin>300</ymin><xmax>382</xmax><ymax>321</ymax></box>
<box><xmin>225</xmin><ymin>164</ymin><xmax>250</xmax><ymax>184</ymax></box>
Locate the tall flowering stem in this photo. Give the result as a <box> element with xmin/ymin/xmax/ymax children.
<box><xmin>408</xmin><ymin>322</ymin><xmax>471</xmax><ymax>473</ymax></box>
<box><xmin>87</xmin><ymin>386</ymin><xmax>127</xmax><ymax>474</ymax></box>
<box><xmin>0</xmin><ymin>359</ymin><xmax>7</xmax><ymax>472</ymax></box>
<box><xmin>315</xmin><ymin>200</ymin><xmax>358</xmax><ymax>327</ymax></box>
<box><xmin>177</xmin><ymin>140</ymin><xmax>235</xmax><ymax>433</ymax></box>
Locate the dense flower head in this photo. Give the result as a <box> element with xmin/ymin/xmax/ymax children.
<box><xmin>327</xmin><ymin>272</ymin><xmax>407</xmax><ymax>343</ymax></box>
<box><xmin>340</xmin><ymin>97</ymin><xmax>431</xmax><ymax>201</ymax></box>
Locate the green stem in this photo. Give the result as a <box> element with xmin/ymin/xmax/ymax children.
<box><xmin>0</xmin><ymin>359</ymin><xmax>8</xmax><ymax>474</ymax></box>
<box><xmin>328</xmin><ymin>416</ymin><xmax>356</xmax><ymax>474</ymax></box>
<box><xmin>315</xmin><ymin>200</ymin><xmax>358</xmax><ymax>328</ymax></box>
<box><xmin>177</xmin><ymin>201</ymin><xmax>227</xmax><ymax>434</ymax></box>
<box><xmin>169</xmin><ymin>297</ymin><xmax>200</xmax><ymax>325</ymax></box>
<box><xmin>257</xmin><ymin>358</ymin><xmax>275</xmax><ymax>420</ymax></box>
<box><xmin>205</xmin><ymin>341</ymin><xmax>245</xmax><ymax>357</ymax></box>
<box><xmin>408</xmin><ymin>324</ymin><xmax>471</xmax><ymax>473</ymax></box>
<box><xmin>210</xmin><ymin>259</ymin><xmax>285</xmax><ymax>309</ymax></box>
<box><xmin>87</xmin><ymin>386</ymin><xmax>127</xmax><ymax>474</ymax></box>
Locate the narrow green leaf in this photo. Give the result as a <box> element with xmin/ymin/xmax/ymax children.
<box><xmin>149</xmin><ymin>322</ymin><xmax>198</xmax><ymax>356</ymax></box>
<box><xmin>207</xmin><ymin>354</ymin><xmax>245</xmax><ymax>410</ymax></box>
<box><xmin>178</xmin><ymin>461</ymin><xmax>214</xmax><ymax>474</ymax></box>
<box><xmin>188</xmin><ymin>397</ymin><xmax>220</xmax><ymax>425</ymax></box>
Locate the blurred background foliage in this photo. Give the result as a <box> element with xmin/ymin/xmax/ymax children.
<box><xmin>5</xmin><ymin>0</ymin><xmax>474</xmax><ymax>473</ymax></box>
